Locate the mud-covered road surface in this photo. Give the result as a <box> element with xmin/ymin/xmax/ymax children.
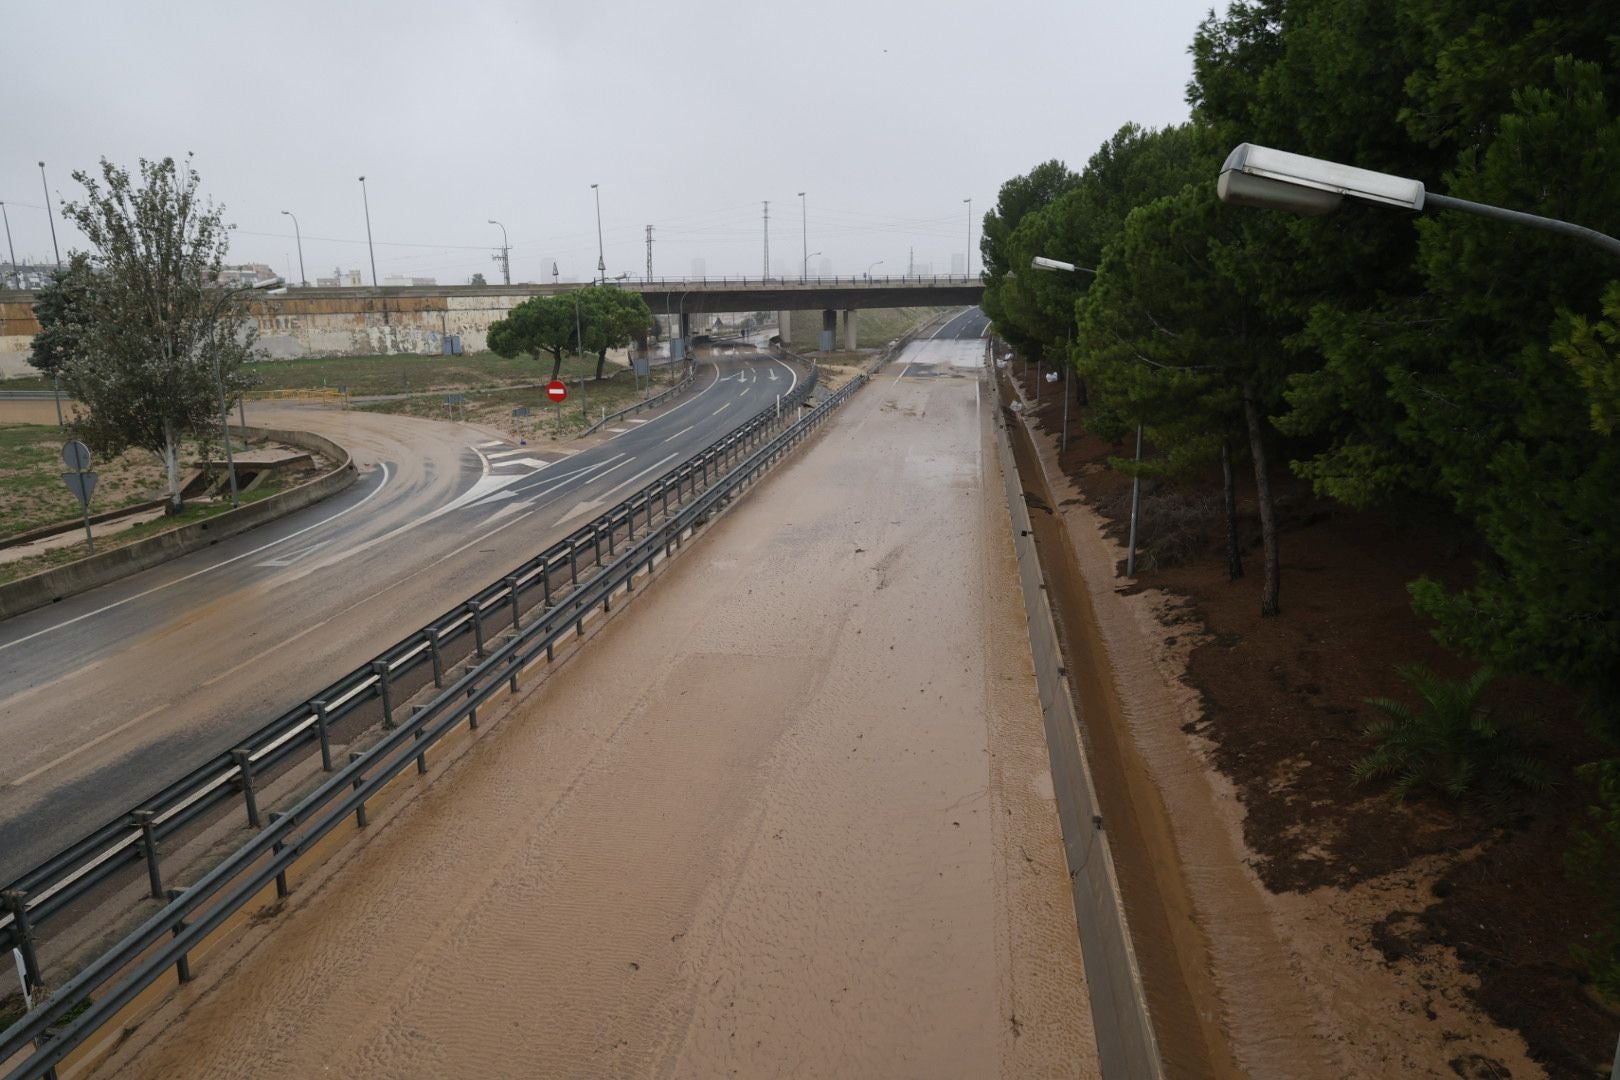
<box><xmin>96</xmin><ymin>340</ymin><xmax>1099</xmax><ymax>1078</ymax></box>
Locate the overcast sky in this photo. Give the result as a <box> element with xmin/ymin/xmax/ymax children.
<box><xmin>4</xmin><ymin>0</ymin><xmax>1214</xmax><ymax>285</ymax></box>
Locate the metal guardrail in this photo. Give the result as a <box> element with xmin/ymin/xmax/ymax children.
<box><xmin>0</xmin><ymin>391</ymin><xmax>55</xmax><ymax>401</ymax></box>
<box><xmin>242</xmin><ymin>388</ymin><xmax>345</xmax><ymax>402</ymax></box>
<box><xmin>578</xmin><ymin>361</ymin><xmax>695</xmax><ymax>436</ymax></box>
<box><xmin>0</xmin><ymin>365</ymin><xmax>831</xmax><ymax>1073</ymax></box>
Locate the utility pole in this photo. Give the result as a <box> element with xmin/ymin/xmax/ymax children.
<box><xmin>591</xmin><ymin>183</ymin><xmax>605</xmax><ymax>284</ymax></box>
<box><xmin>645</xmin><ymin>224</ymin><xmax>654</xmax><ymax>281</ymax></box>
<box><xmin>487</xmin><ymin>219</ymin><xmax>510</xmax><ymax>285</ymax></box>
<box><xmin>908</xmin><ymin>246</ymin><xmax>914</xmax><ymax>277</ymax></box>
<box><xmin>39</xmin><ymin>163</ymin><xmax>60</xmax><ymax>267</ymax></box>
<box><xmin>762</xmin><ymin>200</ymin><xmax>770</xmax><ymax>280</ymax></box>
<box><xmin>963</xmin><ymin>196</ymin><xmax>973</xmax><ymax>281</ymax></box>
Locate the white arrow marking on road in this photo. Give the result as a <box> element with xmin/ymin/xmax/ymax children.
<box><xmin>552</xmin><ymin>453</ymin><xmax>679</xmax><ymax>529</ymax></box>
<box><xmin>491</xmin><ymin>457</ymin><xmax>548</xmax><ymax>470</ymax></box>
<box><xmin>486</xmin><ymin>448</ymin><xmax>538</xmax><ymax>461</ymax></box>
<box><xmin>768</xmin><ymin>368</ymin><xmax>779</xmax><ymax>381</ymax></box>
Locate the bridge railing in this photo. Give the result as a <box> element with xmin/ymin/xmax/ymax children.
<box><xmin>620</xmin><ymin>274</ymin><xmax>981</xmax><ymax>288</ymax></box>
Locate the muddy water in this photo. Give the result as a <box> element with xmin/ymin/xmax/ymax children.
<box><xmin>101</xmin><ymin>358</ymin><xmax>1097</xmax><ymax>1078</ymax></box>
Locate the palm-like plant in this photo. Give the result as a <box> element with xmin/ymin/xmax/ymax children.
<box><xmin>1353</xmin><ymin>665</ymin><xmax>1551</xmax><ymax>810</ymax></box>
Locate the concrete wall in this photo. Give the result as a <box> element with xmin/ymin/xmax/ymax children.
<box><xmin>0</xmin><ymin>425</ymin><xmax>357</xmax><ymax>621</ymax></box>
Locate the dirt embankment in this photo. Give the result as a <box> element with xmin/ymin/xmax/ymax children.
<box><xmin>95</xmin><ymin>355</ymin><xmax>1098</xmax><ymax>1078</ymax></box>
<box><xmin>1002</xmin><ymin>359</ymin><xmax>1618</xmax><ymax>1078</ymax></box>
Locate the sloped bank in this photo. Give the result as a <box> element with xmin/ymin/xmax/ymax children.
<box><xmin>0</xmin><ymin>426</ymin><xmax>356</xmax><ymax>621</ymax></box>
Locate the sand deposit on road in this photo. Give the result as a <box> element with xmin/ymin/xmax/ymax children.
<box><xmin>99</xmin><ymin>357</ymin><xmax>1097</xmax><ymax>1078</ymax></box>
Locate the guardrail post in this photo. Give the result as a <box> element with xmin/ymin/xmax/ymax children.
<box><xmin>349</xmin><ymin>752</ymin><xmax>369</xmax><ymax>827</ymax></box>
<box><xmin>426</xmin><ymin>627</ymin><xmax>444</xmax><ymax>688</ymax></box>
<box><xmin>371</xmin><ymin>660</ymin><xmax>395</xmax><ymax>728</ymax></box>
<box><xmin>132</xmin><ymin>810</ymin><xmax>164</xmax><ymax>899</ymax></box>
<box><xmin>231</xmin><ymin>749</ymin><xmax>261</xmax><ymax>828</ymax></box>
<box><xmin>592</xmin><ymin>524</ymin><xmax>602</xmax><ymax>568</ymax></box>
<box><xmin>412</xmin><ymin>708</ymin><xmax>429</xmax><ymax>774</ymax></box>
<box><xmin>568</xmin><ymin>540</ymin><xmax>578</xmax><ymax>586</ymax></box>
<box><xmin>164</xmin><ymin>889</ymin><xmax>193</xmax><ymax>983</ymax></box>
<box><xmin>507</xmin><ymin>575</ymin><xmax>523</xmax><ymax>630</ymax></box>
<box><xmin>311</xmin><ymin>699</ymin><xmax>333</xmax><ymax>771</ymax></box>
<box><xmin>462</xmin><ymin>604</ymin><xmax>485</xmax><ymax>662</ymax></box>
<box><xmin>1</xmin><ymin>890</ymin><xmax>42</xmax><ymax>992</ymax></box>
<box><xmin>466</xmin><ymin>685</ymin><xmax>479</xmax><ymax>730</ymax></box>
<box><xmin>267</xmin><ymin>812</ymin><xmax>290</xmax><ymax>899</ymax></box>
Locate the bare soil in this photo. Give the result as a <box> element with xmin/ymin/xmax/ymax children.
<box><xmin>1006</xmin><ymin>359</ymin><xmax>1618</xmax><ymax>1078</ymax></box>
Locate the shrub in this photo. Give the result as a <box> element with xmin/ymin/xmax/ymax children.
<box><xmin>1353</xmin><ymin>665</ymin><xmax>1551</xmax><ymax>810</ymax></box>
<box><xmin>1566</xmin><ymin>757</ymin><xmax>1620</xmax><ymax>1003</ymax></box>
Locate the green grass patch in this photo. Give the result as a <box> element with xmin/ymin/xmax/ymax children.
<box><xmin>0</xmin><ymin>479</ymin><xmax>285</xmax><ymax>585</ymax></box>
<box><xmin>786</xmin><ymin>307</ymin><xmax>947</xmax><ymax>352</ymax></box>
<box><xmin>0</xmin><ymin>423</ymin><xmax>185</xmax><ymax>537</ymax></box>
<box><xmin>245</xmin><ymin>350</ymin><xmax>559</xmax><ymax>396</ymax></box>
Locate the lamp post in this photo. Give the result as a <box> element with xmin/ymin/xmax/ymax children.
<box><xmin>488</xmin><ymin>219</ymin><xmax>510</xmax><ymax>285</ymax></box>
<box><xmin>798</xmin><ymin>191</ymin><xmax>808</xmax><ymax>281</ymax></box>
<box><xmin>280</xmin><ymin>210</ymin><xmax>306</xmax><ymax>286</ymax></box>
<box><xmin>1217</xmin><ymin>142</ymin><xmax>1620</xmax><ymax>258</ymax></box>
<box><xmin>591</xmin><ymin>183</ymin><xmax>606</xmax><ymax>284</ymax></box>
<box><xmin>39</xmin><ymin>162</ymin><xmax>60</xmax><ymax>267</ymax></box>
<box><xmin>1030</xmin><ymin>254</ymin><xmax>1140</xmax><ymax>574</ymax></box>
<box><xmin>963</xmin><ymin>196</ymin><xmax>972</xmax><ymax>282</ymax></box>
<box><xmin>357</xmin><ymin>176</ymin><xmax>378</xmax><ymax>286</ymax></box>
<box><xmin>806</xmin><ymin>251</ymin><xmax>822</xmax><ymax>280</ymax></box>
<box><xmin>865</xmin><ymin>259</ymin><xmax>884</xmax><ymax>280</ymax></box>
<box><xmin>0</xmin><ymin>202</ymin><xmax>18</xmax><ymax>289</ymax></box>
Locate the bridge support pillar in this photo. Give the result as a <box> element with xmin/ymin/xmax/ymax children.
<box><xmin>677</xmin><ymin>312</ymin><xmax>692</xmax><ymax>359</ymax></box>
<box><xmin>776</xmin><ymin>310</ymin><xmax>793</xmax><ymax>345</ymax></box>
<box><xmin>820</xmin><ymin>309</ymin><xmax>836</xmax><ymax>353</ymax></box>
<box><xmin>843</xmin><ymin>309</ymin><xmax>858</xmax><ymax>352</ymax></box>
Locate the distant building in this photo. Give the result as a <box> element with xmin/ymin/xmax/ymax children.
<box><xmin>382</xmin><ymin>274</ymin><xmax>436</xmax><ymax>287</ymax></box>
<box><xmin>215</xmin><ymin>262</ymin><xmax>277</xmax><ymax>286</ymax></box>
<box><xmin>315</xmin><ymin>268</ymin><xmax>366</xmax><ymax>288</ymax></box>
<box><xmin>2</xmin><ymin>262</ymin><xmax>63</xmax><ymax>290</ymax></box>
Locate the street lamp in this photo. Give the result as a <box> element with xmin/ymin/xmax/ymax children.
<box><xmin>357</xmin><ymin>176</ymin><xmax>378</xmax><ymax>286</ymax></box>
<box><xmin>38</xmin><ymin>163</ymin><xmax>61</xmax><ymax>268</ymax></box>
<box><xmin>806</xmin><ymin>251</ymin><xmax>822</xmax><ymax>280</ymax></box>
<box><xmin>1217</xmin><ymin>142</ymin><xmax>1620</xmax><ymax>258</ymax></box>
<box><xmin>0</xmin><ymin>202</ymin><xmax>18</xmax><ymax>289</ymax></box>
<box><xmin>798</xmin><ymin>191</ymin><xmax>808</xmax><ymax>281</ymax></box>
<box><xmin>865</xmin><ymin>259</ymin><xmax>884</xmax><ymax>280</ymax></box>
<box><xmin>591</xmin><ymin>183</ymin><xmax>606</xmax><ymax>284</ymax></box>
<box><xmin>280</xmin><ymin>210</ymin><xmax>306</xmax><ymax>286</ymax></box>
<box><xmin>963</xmin><ymin>196</ymin><xmax>972</xmax><ymax>281</ymax></box>
<box><xmin>1030</xmin><ymin>254</ymin><xmax>1136</xmax><ymax>571</ymax></box>
<box><xmin>488</xmin><ymin>219</ymin><xmax>510</xmax><ymax>285</ymax></box>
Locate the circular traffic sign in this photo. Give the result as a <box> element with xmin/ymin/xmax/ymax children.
<box><xmin>546</xmin><ymin>380</ymin><xmax>568</xmax><ymax>403</ymax></box>
<box><xmin>62</xmin><ymin>440</ymin><xmax>92</xmax><ymax>472</ymax></box>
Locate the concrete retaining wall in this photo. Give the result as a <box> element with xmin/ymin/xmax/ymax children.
<box><xmin>990</xmin><ymin>368</ymin><xmax>1162</xmax><ymax>1079</ymax></box>
<box><xmin>0</xmin><ymin>426</ymin><xmax>357</xmax><ymax>621</ymax></box>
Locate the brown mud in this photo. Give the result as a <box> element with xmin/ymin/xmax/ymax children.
<box><xmin>94</xmin><ymin>350</ymin><xmax>1099</xmax><ymax>1078</ymax></box>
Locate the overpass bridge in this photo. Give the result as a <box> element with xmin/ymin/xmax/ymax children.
<box><xmin>0</xmin><ymin>277</ymin><xmax>985</xmax><ymax>371</ymax></box>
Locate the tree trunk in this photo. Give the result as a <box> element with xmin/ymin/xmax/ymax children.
<box><xmin>1241</xmin><ymin>382</ymin><xmax>1279</xmax><ymax>615</ymax></box>
<box><xmin>595</xmin><ymin>349</ymin><xmax>608</xmax><ymax>380</ymax></box>
<box><xmin>549</xmin><ymin>352</ymin><xmax>563</xmax><ymax>381</ymax></box>
<box><xmin>1221</xmin><ymin>438</ymin><xmax>1243</xmax><ymax>581</ymax></box>
<box><xmin>161</xmin><ymin>418</ymin><xmax>182</xmax><ymax>515</ymax></box>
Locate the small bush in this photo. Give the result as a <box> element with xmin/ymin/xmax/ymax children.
<box><xmin>1565</xmin><ymin>757</ymin><xmax>1620</xmax><ymax>1003</ymax></box>
<box><xmin>1353</xmin><ymin>665</ymin><xmax>1551</xmax><ymax>811</ymax></box>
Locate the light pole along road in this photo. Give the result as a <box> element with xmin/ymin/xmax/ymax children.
<box><xmin>0</xmin><ymin>352</ymin><xmax>802</xmax><ymax>880</ymax></box>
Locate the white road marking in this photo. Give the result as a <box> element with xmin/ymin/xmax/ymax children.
<box><xmin>713</xmin><ymin>402</ymin><xmax>732</xmax><ymax>416</ymax></box>
<box><xmin>10</xmin><ymin>704</ymin><xmax>166</xmax><ymax>786</ymax></box>
<box><xmin>255</xmin><ymin>539</ymin><xmax>334</xmax><ymax>569</ymax></box>
<box><xmin>552</xmin><ymin>453</ymin><xmax>679</xmax><ymax>528</ymax></box>
<box><xmin>661</xmin><ymin>425</ymin><xmax>695</xmax><ymax>444</ymax></box>
<box><xmin>0</xmin><ymin>463</ymin><xmax>394</xmax><ymax>657</ymax></box>
<box><xmin>486</xmin><ymin>448</ymin><xmax>537</xmax><ymax>461</ymax></box>
<box><xmin>895</xmin><ymin>363</ymin><xmax>913</xmax><ymax>382</ymax></box>
<box><xmin>627</xmin><ymin>418</ymin><xmax>650</xmax><ymax>425</ymax></box>
<box><xmin>606</xmin><ymin>427</ymin><xmax>630</xmax><ymax>434</ymax></box>
<box><xmin>491</xmin><ymin>457</ymin><xmax>548</xmax><ymax>470</ymax></box>
<box><xmin>477</xmin><ymin>440</ymin><xmax>506</xmax><ymax>448</ymax></box>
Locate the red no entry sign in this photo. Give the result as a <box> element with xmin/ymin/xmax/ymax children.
<box><xmin>546</xmin><ymin>380</ymin><xmax>568</xmax><ymax>403</ymax></box>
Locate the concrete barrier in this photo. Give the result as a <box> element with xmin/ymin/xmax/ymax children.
<box><xmin>989</xmin><ymin>366</ymin><xmax>1163</xmax><ymax>1079</ymax></box>
<box><xmin>0</xmin><ymin>426</ymin><xmax>357</xmax><ymax>622</ymax></box>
